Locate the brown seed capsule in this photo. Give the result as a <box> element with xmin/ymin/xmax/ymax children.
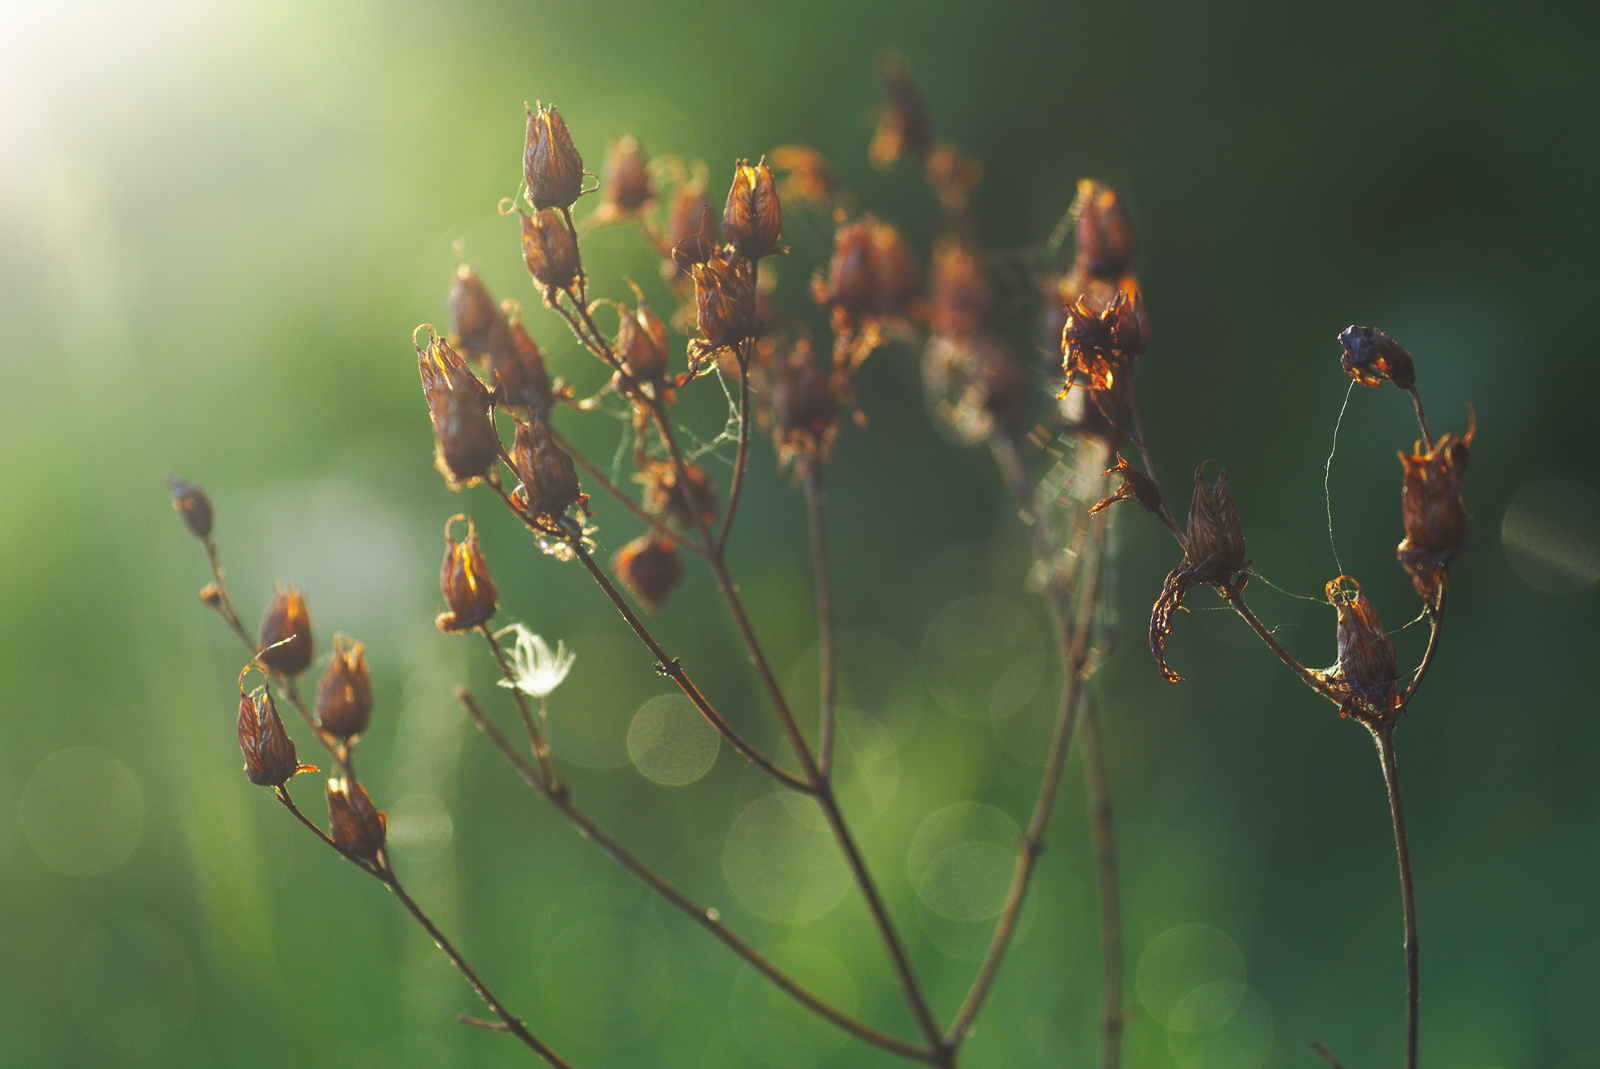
<box><xmin>1060</xmin><ymin>283</ymin><xmax>1147</xmax><ymax>396</ymax></box>
<box><xmin>613</xmin><ymin>532</ymin><xmax>683</xmax><ymax>611</ymax></box>
<box><xmin>1326</xmin><ymin>576</ymin><xmax>1400</xmax><ymax>716</ymax></box>
<box><xmin>1338</xmin><ymin>325</ymin><xmax>1416</xmax><ymax>391</ymax></box>
<box><xmin>418</xmin><ymin>331</ymin><xmax>498</xmax><ymax>489</ymax></box>
<box><xmin>492</xmin><ymin>308</ymin><xmax>554</xmax><ymax>421</ymax></box>
<box><xmin>1092</xmin><ymin>454</ymin><xmax>1164</xmax><ymax>517</ymax></box>
<box><xmin>1071</xmin><ymin>179</ymin><xmax>1139</xmax><ymax>281</ymax></box>
<box><xmin>772</xmin><ymin>340</ymin><xmax>838</xmax><ymax>467</ymax></box>
<box><xmin>928</xmin><ymin>236</ymin><xmax>991</xmax><ymax>336</ymax></box>
<box><xmin>690</xmin><ymin>251</ymin><xmax>757</xmax><ymax>354</ymax></box>
<box><xmin>436</xmin><ymin>514</ymin><xmax>498</xmax><ymax>633</ymax></box>
<box><xmin>1184</xmin><ymin>465</ymin><xmax>1247</xmax><ymax>580</ymax></box>
<box><xmin>723</xmin><ymin>157</ymin><xmax>783</xmax><ymax>261</ymax></box>
<box><xmin>315</xmin><ymin>634</ymin><xmax>373</xmax><ymax>741</ymax></box>
<box><xmin>511</xmin><ymin>419</ymin><xmax>582</xmax><ymax>520</ymax></box>
<box><xmin>449</xmin><ymin>265</ymin><xmax>501</xmax><ymax>357</ymax></box>
<box><xmin>666</xmin><ymin>176</ymin><xmax>716</xmax><ymax>270</ymax></box>
<box><xmin>870</xmin><ymin>52</ymin><xmax>933</xmax><ymax>169</ymax></box>
<box><xmin>870</xmin><ymin>220</ymin><xmax>919</xmax><ymax>316</ymax></box>
<box><xmin>642</xmin><ymin>459</ymin><xmax>717</xmax><ymax>530</ymax></box>
<box><xmin>258</xmin><ymin>584</ymin><xmax>313</xmax><ymax>676</ymax></box>
<box><xmin>523</xmin><ymin>102</ymin><xmax>585</xmax><ymax>212</ymax></box>
<box><xmin>520</xmin><ymin>208</ymin><xmax>580</xmax><ymax>291</ymax></box>
<box><xmin>239</xmin><ymin>682</ymin><xmax>301</xmax><ymax>787</ymax></box>
<box><xmin>820</xmin><ymin>220</ymin><xmax>877</xmax><ymax>315</ymax></box>
<box><xmin>164</xmin><ymin>475</ymin><xmax>213</xmax><ymax>540</ymax></box>
<box><xmin>326</xmin><ymin>776</ymin><xmax>387</xmax><ymax>862</ymax></box>
<box><xmin>600</xmin><ymin>136</ymin><xmax>652</xmax><ymax>215</ymax></box>
<box><xmin>1397</xmin><ymin>414</ymin><xmax>1474</xmax><ymax>598</ymax></box>
<box><xmin>615</xmin><ymin>301</ymin><xmax>669</xmax><ymax>383</ymax></box>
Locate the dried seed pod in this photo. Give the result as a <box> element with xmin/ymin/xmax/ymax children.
<box><xmin>1338</xmin><ymin>325</ymin><xmax>1416</xmax><ymax>391</ymax></box>
<box><xmin>520</xmin><ymin>208</ymin><xmax>580</xmax><ymax>291</ymax></box>
<box><xmin>600</xmin><ymin>136</ymin><xmax>652</xmax><ymax>215</ymax></box>
<box><xmin>238</xmin><ymin>681</ymin><xmax>301</xmax><ymax>787</ymax></box>
<box><xmin>492</xmin><ymin>308</ymin><xmax>555</xmax><ymax>421</ymax></box>
<box><xmin>417</xmin><ymin>331</ymin><xmax>498</xmax><ymax>488</ymax></box>
<box><xmin>690</xmin><ymin>251</ymin><xmax>757</xmax><ymax>355</ymax></box>
<box><xmin>1397</xmin><ymin>414</ymin><xmax>1475</xmax><ymax>598</ymax></box>
<box><xmin>772</xmin><ymin>340</ymin><xmax>838</xmax><ymax>467</ymax></box>
<box><xmin>642</xmin><ymin>459</ymin><xmax>717</xmax><ymax>530</ymax></box>
<box><xmin>870</xmin><ymin>220</ymin><xmax>919</xmax><ymax>317</ymax></box>
<box><xmin>1149</xmin><ymin>466</ymin><xmax>1250</xmax><ymax>682</ymax></box>
<box><xmin>436</xmin><ymin>514</ymin><xmax>498</xmax><ymax>633</ymax></box>
<box><xmin>523</xmin><ymin>102</ymin><xmax>584</xmax><ymax>212</ymax></box>
<box><xmin>615</xmin><ymin>301</ymin><xmax>669</xmax><ymax>383</ymax></box>
<box><xmin>315</xmin><ymin>634</ymin><xmax>373</xmax><ymax>741</ymax></box>
<box><xmin>929</xmin><ymin>236</ymin><xmax>991</xmax><ymax>336</ymax></box>
<box><xmin>1092</xmin><ymin>454</ymin><xmax>1164</xmax><ymax>517</ymax></box>
<box><xmin>1071</xmin><ymin>179</ymin><xmax>1139</xmax><ymax>281</ymax></box>
<box><xmin>1060</xmin><ymin>283</ymin><xmax>1147</xmax><ymax>395</ymax></box>
<box><xmin>819</xmin><ymin>220</ymin><xmax>877</xmax><ymax>315</ymax></box>
<box><xmin>511</xmin><ymin>419</ymin><xmax>582</xmax><ymax>519</ymax></box>
<box><xmin>613</xmin><ymin>533</ymin><xmax>683</xmax><ymax>611</ymax></box>
<box><xmin>258</xmin><ymin>584</ymin><xmax>313</xmax><ymax>676</ymax></box>
<box><xmin>666</xmin><ymin>176</ymin><xmax>715</xmax><ymax>270</ymax></box>
<box><xmin>1326</xmin><ymin>576</ymin><xmax>1400</xmax><ymax>716</ymax></box>
<box><xmin>870</xmin><ymin>52</ymin><xmax>933</xmax><ymax>169</ymax></box>
<box><xmin>723</xmin><ymin>157</ymin><xmax>783</xmax><ymax>261</ymax></box>
<box><xmin>449</xmin><ymin>265</ymin><xmax>501</xmax><ymax>357</ymax></box>
<box><xmin>165</xmin><ymin>475</ymin><xmax>213</xmax><ymax>540</ymax></box>
<box><xmin>326</xmin><ymin>776</ymin><xmax>387</xmax><ymax>862</ymax></box>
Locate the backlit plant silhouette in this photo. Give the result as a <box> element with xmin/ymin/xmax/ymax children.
<box><xmin>170</xmin><ymin>55</ymin><xmax>1472</xmax><ymax>1069</ymax></box>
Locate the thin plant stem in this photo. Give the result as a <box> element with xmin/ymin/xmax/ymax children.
<box><xmin>1405</xmin><ymin>584</ymin><xmax>1447</xmax><ymax>706</ymax></box>
<box><xmin>479</xmin><ymin>625</ymin><xmax>561</xmax><ymax>794</ymax></box>
<box><xmin>947</xmin><ymin>509</ymin><xmax>1104</xmax><ymax>1047</ymax></box>
<box><xmin>457</xmin><ymin>690</ymin><xmax>934</xmax><ymax>1063</ymax></box>
<box><xmin>548</xmin><ymin>426</ymin><xmax>705</xmax><ymax>556</ymax></box>
<box><xmin>1129</xmin><ymin>400</ymin><xmax>1184</xmax><ymax>543</ymax></box>
<box><xmin>802</xmin><ymin>459</ymin><xmax>839</xmax><ymax>777</ymax></box>
<box><xmin>1310</xmin><ymin>1040</ymin><xmax>1348</xmax><ymax>1069</ymax></box>
<box><xmin>1225</xmin><ymin>589</ymin><xmax>1347</xmax><ymax>707</ymax></box>
<box><xmin>1078</xmin><ymin>689</ymin><xmax>1124</xmax><ymax>1069</ymax></box>
<box><xmin>714</xmin><ymin>334</ymin><xmax>755</xmax><ymax>553</ymax></box>
<box><xmin>274</xmin><ymin>786</ymin><xmax>568</xmax><ymax>1066</ymax></box>
<box><xmin>1373</xmin><ymin>724</ymin><xmax>1419</xmax><ymax>1069</ymax></box>
<box><xmin>1407</xmin><ymin>386</ymin><xmax>1433</xmax><ymax>449</ymax></box>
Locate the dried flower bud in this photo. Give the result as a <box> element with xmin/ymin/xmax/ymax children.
<box><xmin>870</xmin><ymin>52</ymin><xmax>933</xmax><ymax>169</ymax></box>
<box><xmin>772</xmin><ymin>340</ymin><xmax>838</xmax><ymax>467</ymax></box>
<box><xmin>1060</xmin><ymin>283</ymin><xmax>1147</xmax><ymax>395</ymax></box>
<box><xmin>767</xmin><ymin>144</ymin><xmax>840</xmax><ymax>205</ymax></box>
<box><xmin>820</xmin><ymin>220</ymin><xmax>877</xmax><ymax>315</ymax></box>
<box><xmin>492</xmin><ymin>308</ymin><xmax>554</xmax><ymax>420</ymax></box>
<box><xmin>520</xmin><ymin>208</ymin><xmax>580</xmax><ymax>291</ymax></box>
<box><xmin>165</xmin><ymin>475</ymin><xmax>213</xmax><ymax>540</ymax></box>
<box><xmin>929</xmin><ymin>236</ymin><xmax>991</xmax><ymax>336</ymax></box>
<box><xmin>418</xmin><ymin>331</ymin><xmax>498</xmax><ymax>488</ymax></box>
<box><xmin>1071</xmin><ymin>180</ymin><xmax>1139</xmax><ymax>281</ymax></box>
<box><xmin>1338</xmin><ymin>325</ymin><xmax>1416</xmax><ymax>391</ymax></box>
<box><xmin>615</xmin><ymin>301</ymin><xmax>669</xmax><ymax>383</ymax></box>
<box><xmin>870</xmin><ymin>220</ymin><xmax>919</xmax><ymax>316</ymax></box>
<box><xmin>1397</xmin><ymin>414</ymin><xmax>1475</xmax><ymax>598</ymax></box>
<box><xmin>326</xmin><ymin>776</ymin><xmax>386</xmax><ymax>862</ymax></box>
<box><xmin>600</xmin><ymin>136</ymin><xmax>652</xmax><ymax>215</ymax></box>
<box><xmin>690</xmin><ymin>251</ymin><xmax>757</xmax><ymax>356</ymax></box>
<box><xmin>613</xmin><ymin>533</ymin><xmax>683</xmax><ymax>611</ymax></box>
<box><xmin>449</xmin><ymin>265</ymin><xmax>501</xmax><ymax>357</ymax></box>
<box><xmin>511</xmin><ymin>419</ymin><xmax>582</xmax><ymax>519</ymax></box>
<box><xmin>238</xmin><ymin>682</ymin><xmax>302</xmax><ymax>787</ymax></box>
<box><xmin>642</xmin><ymin>459</ymin><xmax>717</xmax><ymax>530</ymax></box>
<box><xmin>723</xmin><ymin>157</ymin><xmax>783</xmax><ymax>261</ymax></box>
<box><xmin>315</xmin><ymin>634</ymin><xmax>372</xmax><ymax>741</ymax></box>
<box><xmin>1092</xmin><ymin>454</ymin><xmax>1164</xmax><ymax>516</ymax></box>
<box><xmin>1326</xmin><ymin>576</ymin><xmax>1400</xmax><ymax>717</ymax></box>
<box><xmin>523</xmin><ymin>102</ymin><xmax>584</xmax><ymax>212</ymax></box>
<box><xmin>258</xmin><ymin>584</ymin><xmax>313</xmax><ymax>675</ymax></box>
<box><xmin>436</xmin><ymin>514</ymin><xmax>498</xmax><ymax>633</ymax></box>
<box><xmin>1184</xmin><ymin>465</ymin><xmax>1247</xmax><ymax>580</ymax></box>
<box><xmin>1149</xmin><ymin>467</ymin><xmax>1249</xmax><ymax>683</ymax></box>
<box><xmin>666</xmin><ymin>177</ymin><xmax>715</xmax><ymax>270</ymax></box>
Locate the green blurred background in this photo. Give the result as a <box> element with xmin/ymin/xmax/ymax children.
<box><xmin>2</xmin><ymin>0</ymin><xmax>1596</xmax><ymax>1066</ymax></box>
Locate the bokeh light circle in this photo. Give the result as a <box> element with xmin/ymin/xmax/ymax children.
<box><xmin>729</xmin><ymin>942</ymin><xmax>857</xmax><ymax>1068</ymax></box>
<box><xmin>384</xmin><ymin>792</ymin><xmax>454</xmax><ymax>861</ymax></box>
<box><xmin>20</xmin><ymin>746</ymin><xmax>143</xmax><ymax>876</ymax></box>
<box><xmin>628</xmin><ymin>694</ymin><xmax>719</xmax><ymax>786</ymax></box>
<box><xmin>723</xmin><ymin>793</ymin><xmax>849</xmax><ymax>923</ymax></box>
<box><xmin>64</xmin><ymin>919</ymin><xmax>196</xmax><ymax>1056</ymax></box>
<box><xmin>908</xmin><ymin>803</ymin><xmax>1019</xmax><ymax>921</ymax></box>
<box><xmin>1502</xmin><ymin>479</ymin><xmax>1600</xmax><ymax>593</ymax></box>
<box><xmin>1137</xmin><ymin>924</ymin><xmax>1247</xmax><ymax>1030</ymax></box>
<box><xmin>921</xmin><ymin>596</ymin><xmax>1045</xmax><ymax>720</ymax></box>
<box><xmin>1167</xmin><ymin>984</ymin><xmax>1273</xmax><ymax>1069</ymax></box>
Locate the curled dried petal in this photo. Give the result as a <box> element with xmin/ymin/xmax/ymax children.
<box><xmin>1092</xmin><ymin>454</ymin><xmax>1163</xmax><ymax>516</ymax></box>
